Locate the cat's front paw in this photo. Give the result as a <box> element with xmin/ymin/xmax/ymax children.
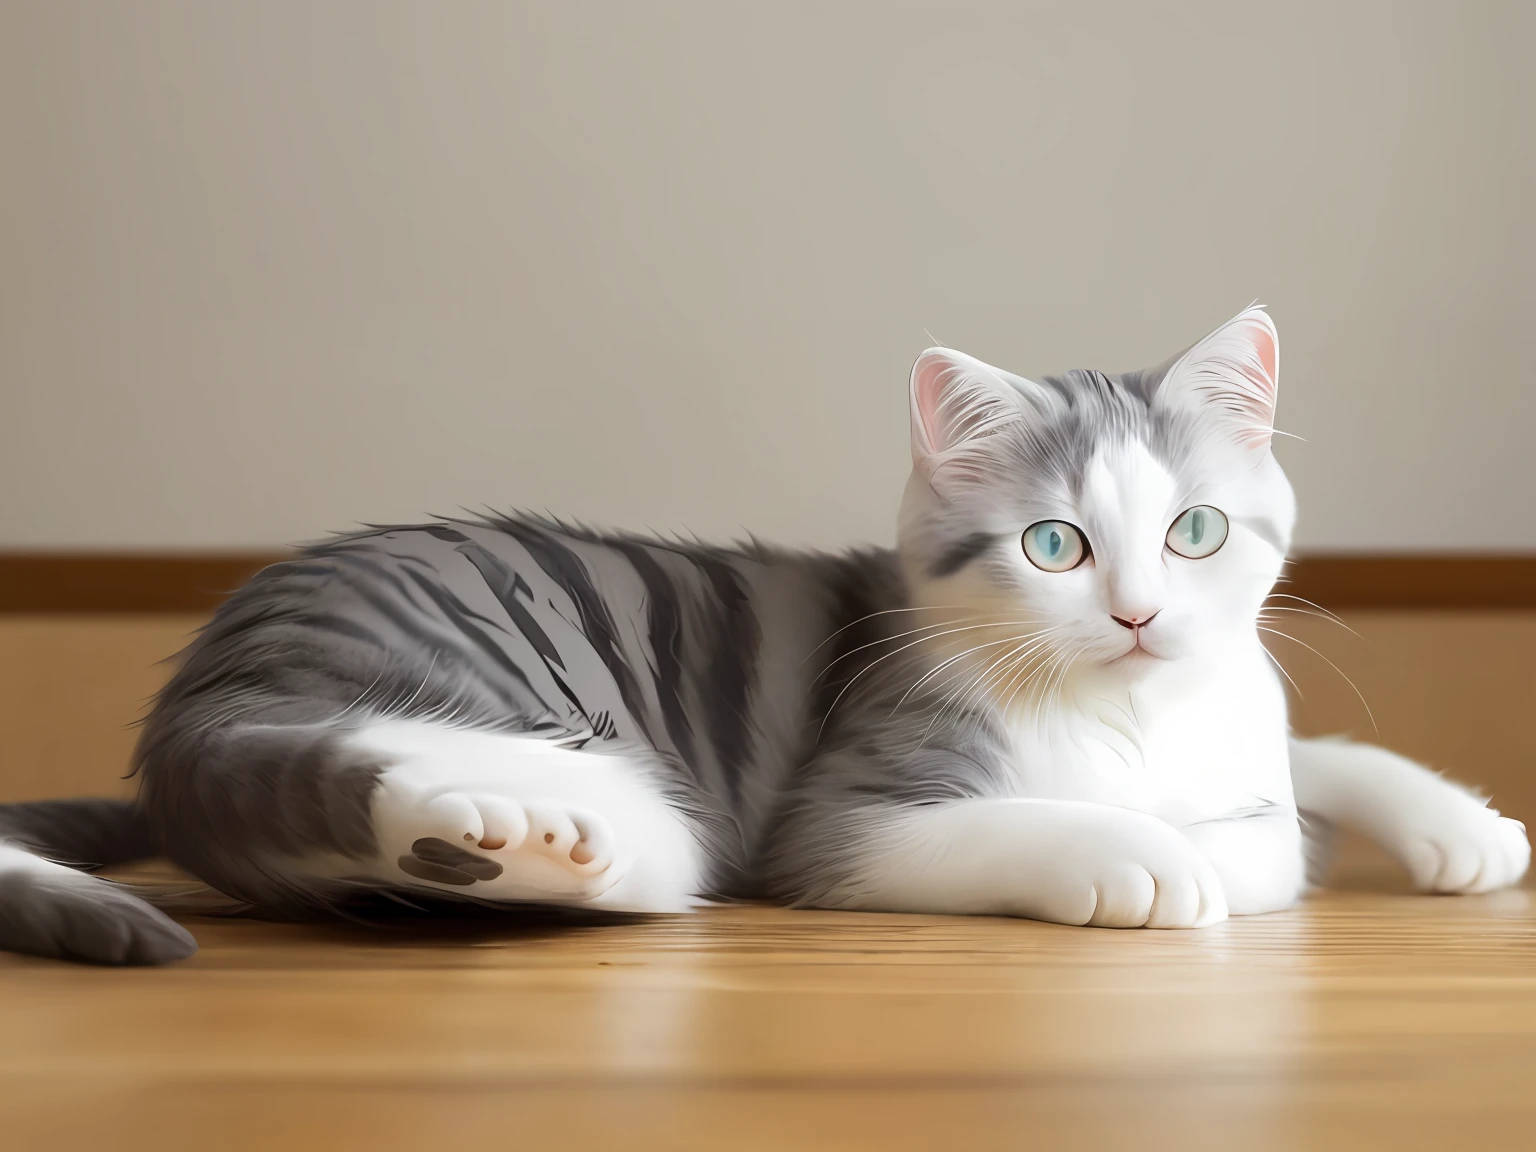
<box><xmin>1394</xmin><ymin>803</ymin><xmax>1530</xmax><ymax>895</ymax></box>
<box><xmin>1034</xmin><ymin>809</ymin><xmax>1229</xmax><ymax>930</ymax></box>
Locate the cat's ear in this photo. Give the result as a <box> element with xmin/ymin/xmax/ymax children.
<box><xmin>909</xmin><ymin>347</ymin><xmax>1039</xmax><ymax>491</ymax></box>
<box><xmin>1155</xmin><ymin>304</ymin><xmax>1279</xmax><ymax>451</ymax></box>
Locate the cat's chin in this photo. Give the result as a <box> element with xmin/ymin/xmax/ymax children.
<box><xmin>1106</xmin><ymin>646</ymin><xmax>1164</xmax><ymax>669</ymax></box>
<box><xmin>1093</xmin><ymin>646</ymin><xmax>1179</xmax><ymax>682</ymax></box>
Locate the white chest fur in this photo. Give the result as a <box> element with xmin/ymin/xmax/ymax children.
<box><xmin>1003</xmin><ymin>639</ymin><xmax>1293</xmax><ymax>828</ymax></box>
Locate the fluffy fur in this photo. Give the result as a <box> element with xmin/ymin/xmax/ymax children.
<box><xmin>1</xmin><ymin>305</ymin><xmax>1525</xmax><ymax>963</ymax></box>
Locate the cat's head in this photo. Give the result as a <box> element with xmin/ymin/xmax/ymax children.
<box><xmin>897</xmin><ymin>305</ymin><xmax>1293</xmax><ymax>701</ymax></box>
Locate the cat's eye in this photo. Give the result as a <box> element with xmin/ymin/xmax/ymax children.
<box><xmin>1022</xmin><ymin>521</ymin><xmax>1088</xmax><ymax>572</ymax></box>
<box><xmin>1166</xmin><ymin>506</ymin><xmax>1229</xmax><ymax>559</ymax></box>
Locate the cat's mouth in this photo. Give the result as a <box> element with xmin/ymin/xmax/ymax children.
<box><xmin>1111</xmin><ymin>642</ymin><xmax>1164</xmax><ymax>665</ymax></box>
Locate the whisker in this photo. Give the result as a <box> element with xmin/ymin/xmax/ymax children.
<box><xmin>1005</xmin><ymin>635</ymin><xmax>1064</xmax><ymax>707</ymax></box>
<box><xmin>819</xmin><ymin>624</ymin><xmax>1042</xmax><ymax>738</ymax></box>
<box><xmin>817</xmin><ymin>616</ymin><xmax>1032</xmax><ymax>681</ymax></box>
<box><xmin>1028</xmin><ymin>649</ymin><xmax>1069</xmax><ymax>728</ymax></box>
<box><xmin>1043</xmin><ymin>646</ymin><xmax>1078</xmax><ymax>725</ymax></box>
<box><xmin>960</xmin><ymin>630</ymin><xmax>1066</xmax><ymax>716</ymax></box>
<box><xmin>919</xmin><ymin>626</ymin><xmax>1065</xmax><ymax>741</ymax></box>
<box><xmin>959</xmin><ymin>636</ymin><xmax>1055</xmax><ymax>712</ymax></box>
<box><xmin>921</xmin><ymin>641</ymin><xmax>1026</xmax><ymax>744</ymax></box>
<box><xmin>1001</xmin><ymin>657</ymin><xmax>1053</xmax><ymax>722</ymax></box>
<box><xmin>894</xmin><ymin>624</ymin><xmax>1061</xmax><ymax>714</ymax></box>
<box><xmin>1258</xmin><ymin>641</ymin><xmax>1305</xmax><ymax>701</ymax></box>
<box><xmin>1259</xmin><ymin>605</ymin><xmax>1362</xmax><ymax>640</ymax></box>
<box><xmin>1263</xmin><ymin>593</ymin><xmax>1352</xmax><ymax>628</ymax></box>
<box><xmin>1258</xmin><ymin>626</ymin><xmax>1378</xmax><ymax>734</ymax></box>
<box><xmin>801</xmin><ymin>605</ymin><xmax>980</xmax><ymax>664</ymax></box>
<box><xmin>924</xmin><ymin>629</ymin><xmax>1064</xmax><ymax>735</ymax></box>
<box><xmin>901</xmin><ymin>633</ymin><xmax>1055</xmax><ymax>719</ymax></box>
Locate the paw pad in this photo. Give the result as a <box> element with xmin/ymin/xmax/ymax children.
<box><xmin>397</xmin><ymin>837</ymin><xmax>505</xmax><ymax>886</ymax></box>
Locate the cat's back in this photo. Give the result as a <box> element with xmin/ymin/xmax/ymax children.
<box><xmin>152</xmin><ymin>516</ymin><xmax>894</xmax><ymax>854</ymax></box>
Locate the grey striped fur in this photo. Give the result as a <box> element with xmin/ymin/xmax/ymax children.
<box><xmin>127</xmin><ymin>515</ymin><xmax>933</xmax><ymax>909</ymax></box>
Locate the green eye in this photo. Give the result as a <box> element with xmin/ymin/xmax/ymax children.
<box><xmin>1022</xmin><ymin>521</ymin><xmax>1088</xmax><ymax>572</ymax></box>
<box><xmin>1167</xmin><ymin>506</ymin><xmax>1229</xmax><ymax>559</ymax></box>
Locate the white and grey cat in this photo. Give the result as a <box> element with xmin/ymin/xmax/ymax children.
<box><xmin>1</xmin><ymin>305</ymin><xmax>1526</xmax><ymax>964</ymax></box>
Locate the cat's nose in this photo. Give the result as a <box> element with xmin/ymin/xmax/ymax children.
<box><xmin>1111</xmin><ymin>611</ymin><xmax>1160</xmax><ymax>630</ymax></box>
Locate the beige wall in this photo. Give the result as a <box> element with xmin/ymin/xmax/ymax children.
<box><xmin>1</xmin><ymin>1</ymin><xmax>1531</xmax><ymax>552</ymax></box>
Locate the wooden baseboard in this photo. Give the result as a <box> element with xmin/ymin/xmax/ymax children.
<box><xmin>0</xmin><ymin>550</ymin><xmax>1532</xmax><ymax>613</ymax></box>
<box><xmin>0</xmin><ymin>553</ymin><xmax>285</xmax><ymax>614</ymax></box>
<box><xmin>1282</xmin><ymin>555</ymin><xmax>1536</xmax><ymax>611</ymax></box>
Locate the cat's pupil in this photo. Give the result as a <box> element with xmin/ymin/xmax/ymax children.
<box><xmin>1047</xmin><ymin>529</ymin><xmax>1061</xmax><ymax>555</ymax></box>
<box><xmin>1189</xmin><ymin>510</ymin><xmax>1204</xmax><ymax>546</ymax></box>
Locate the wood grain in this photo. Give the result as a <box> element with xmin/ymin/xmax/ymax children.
<box><xmin>3</xmin><ymin>894</ymin><xmax>1536</xmax><ymax>1151</ymax></box>
<box><xmin>2</xmin><ymin>552</ymin><xmax>1535</xmax><ymax>612</ymax></box>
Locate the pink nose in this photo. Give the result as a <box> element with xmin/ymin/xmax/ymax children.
<box><xmin>1111</xmin><ymin>611</ymin><xmax>1160</xmax><ymax>630</ymax></box>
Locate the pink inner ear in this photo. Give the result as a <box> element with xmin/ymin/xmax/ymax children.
<box><xmin>910</xmin><ymin>349</ymin><xmax>960</xmax><ymax>459</ymax></box>
<box><xmin>1164</xmin><ymin>307</ymin><xmax>1281</xmax><ymax>452</ymax></box>
<box><xmin>1250</xmin><ymin>322</ymin><xmax>1278</xmax><ymax>390</ymax></box>
<box><xmin>1233</xmin><ymin>315</ymin><xmax>1279</xmax><ymax>450</ymax></box>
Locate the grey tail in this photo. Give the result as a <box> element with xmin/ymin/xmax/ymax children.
<box><xmin>0</xmin><ymin>797</ymin><xmax>196</xmax><ymax>966</ymax></box>
<box><xmin>0</xmin><ymin>797</ymin><xmax>156</xmax><ymax>870</ymax></box>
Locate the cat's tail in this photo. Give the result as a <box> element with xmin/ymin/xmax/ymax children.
<box><xmin>0</xmin><ymin>797</ymin><xmax>197</xmax><ymax>965</ymax></box>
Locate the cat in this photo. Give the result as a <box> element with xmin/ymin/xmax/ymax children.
<box><xmin>1</xmin><ymin>304</ymin><xmax>1526</xmax><ymax>964</ymax></box>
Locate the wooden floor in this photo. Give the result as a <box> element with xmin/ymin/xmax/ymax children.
<box><xmin>5</xmin><ymin>887</ymin><xmax>1536</xmax><ymax>1150</ymax></box>
<box><xmin>3</xmin><ymin>612</ymin><xmax>1536</xmax><ymax>1150</ymax></box>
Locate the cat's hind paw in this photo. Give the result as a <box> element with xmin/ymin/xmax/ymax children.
<box><xmin>385</xmin><ymin>791</ymin><xmax>620</xmax><ymax>897</ymax></box>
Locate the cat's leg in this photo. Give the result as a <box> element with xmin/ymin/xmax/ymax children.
<box><xmin>141</xmin><ymin>718</ymin><xmax>708</xmax><ymax>915</ymax></box>
<box><xmin>355</xmin><ymin>720</ymin><xmax>706</xmax><ymax>912</ymax></box>
<box><xmin>1177</xmin><ymin>805</ymin><xmax>1308</xmax><ymax>915</ymax></box>
<box><xmin>794</xmin><ymin>798</ymin><xmax>1229</xmax><ymax>929</ymax></box>
<box><xmin>1289</xmin><ymin>736</ymin><xmax>1529</xmax><ymax>893</ymax></box>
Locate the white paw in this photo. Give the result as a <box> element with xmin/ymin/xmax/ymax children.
<box><xmin>1033</xmin><ymin>809</ymin><xmax>1229</xmax><ymax>930</ymax></box>
<box><xmin>384</xmin><ymin>790</ymin><xmax>619</xmax><ymax>897</ymax></box>
<box><xmin>1394</xmin><ymin>804</ymin><xmax>1530</xmax><ymax>895</ymax></box>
